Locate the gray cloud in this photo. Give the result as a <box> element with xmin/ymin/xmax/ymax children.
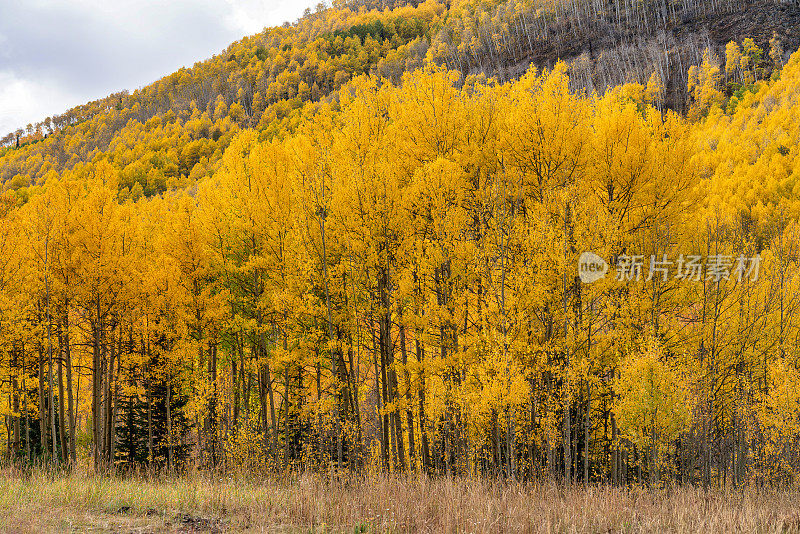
<box><xmin>0</xmin><ymin>0</ymin><xmax>317</xmax><ymax>134</ymax></box>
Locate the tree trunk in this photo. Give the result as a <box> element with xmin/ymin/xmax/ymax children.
<box><xmin>563</xmin><ymin>203</ymin><xmax>572</xmax><ymax>485</ymax></box>
<box><xmin>63</xmin><ymin>303</ymin><xmax>76</xmax><ymax>464</ymax></box>
<box><xmin>38</xmin><ymin>343</ymin><xmax>47</xmax><ymax>458</ymax></box>
<box><xmin>166</xmin><ymin>372</ymin><xmax>173</xmax><ymax>472</ymax></box>
<box><xmin>400</xmin><ymin>324</ymin><xmax>416</xmax><ymax>471</ymax></box>
<box><xmin>57</xmin><ymin>344</ymin><xmax>67</xmax><ymax>463</ymax></box>
<box><xmin>584</xmin><ymin>383</ymin><xmax>590</xmax><ymax>483</ymax></box>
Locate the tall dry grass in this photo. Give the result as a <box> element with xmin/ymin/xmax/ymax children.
<box><xmin>0</xmin><ymin>467</ymin><xmax>799</xmax><ymax>532</ymax></box>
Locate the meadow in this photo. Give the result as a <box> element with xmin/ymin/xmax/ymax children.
<box><xmin>0</xmin><ymin>468</ymin><xmax>799</xmax><ymax>533</ymax></box>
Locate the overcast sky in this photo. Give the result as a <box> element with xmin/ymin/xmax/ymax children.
<box><xmin>0</xmin><ymin>0</ymin><xmax>319</xmax><ymax>135</ymax></box>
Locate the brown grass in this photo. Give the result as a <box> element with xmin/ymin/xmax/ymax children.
<box><xmin>0</xmin><ymin>468</ymin><xmax>799</xmax><ymax>533</ymax></box>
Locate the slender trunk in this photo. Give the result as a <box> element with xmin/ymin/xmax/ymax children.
<box><xmin>38</xmin><ymin>343</ymin><xmax>47</xmax><ymax>458</ymax></box>
<box><xmin>584</xmin><ymin>382</ymin><xmax>590</xmax><ymax>483</ymax></box>
<box><xmin>611</xmin><ymin>410</ymin><xmax>619</xmax><ymax>484</ymax></box>
<box><xmin>415</xmin><ymin>335</ymin><xmax>431</xmax><ymax>473</ymax></box>
<box><xmin>400</xmin><ymin>324</ymin><xmax>416</xmax><ymax>470</ymax></box>
<box><xmin>63</xmin><ymin>302</ymin><xmax>76</xmax><ymax>464</ymax></box>
<box><xmin>318</xmin><ymin>165</ymin><xmax>342</xmax><ymax>470</ymax></box>
<box><xmin>109</xmin><ymin>340</ymin><xmax>121</xmax><ymax>468</ymax></box>
<box><xmin>281</xmin><ymin>363</ymin><xmax>291</xmax><ymax>467</ymax></box>
<box><xmin>374</xmin><ymin>326</ymin><xmax>389</xmax><ymax>472</ymax></box>
<box><xmin>22</xmin><ymin>343</ymin><xmax>30</xmax><ymax>461</ymax></box>
<box><xmin>47</xmin><ymin>329</ymin><xmax>56</xmax><ymax>461</ymax></box>
<box><xmin>166</xmin><ymin>372</ymin><xmax>173</xmax><ymax>472</ymax></box>
<box><xmin>563</xmin><ymin>202</ymin><xmax>572</xmax><ymax>485</ymax></box>
<box><xmin>58</xmin><ymin>346</ymin><xmax>67</xmax><ymax>463</ymax></box>
<box><xmin>146</xmin><ymin>335</ymin><xmax>154</xmax><ymax>463</ymax></box>
<box><xmin>104</xmin><ymin>327</ymin><xmax>116</xmax><ymax>466</ymax></box>
<box><xmin>209</xmin><ymin>341</ymin><xmax>218</xmax><ymax>465</ymax></box>
<box><xmin>379</xmin><ymin>329</ymin><xmax>392</xmax><ymax>471</ymax></box>
<box><xmin>92</xmin><ymin>305</ymin><xmax>103</xmax><ymax>471</ymax></box>
<box><xmin>44</xmin><ymin>236</ymin><xmax>57</xmax><ymax>461</ymax></box>
<box><xmin>259</xmin><ymin>326</ymin><xmax>279</xmax><ymax>461</ymax></box>
<box><xmin>232</xmin><ymin>340</ymin><xmax>240</xmax><ymax>429</ymax></box>
<box><xmin>11</xmin><ymin>349</ymin><xmax>19</xmax><ymax>458</ymax></box>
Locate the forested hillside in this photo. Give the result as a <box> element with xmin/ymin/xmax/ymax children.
<box><xmin>0</xmin><ymin>0</ymin><xmax>799</xmax><ymax>487</ymax></box>
<box><xmin>1</xmin><ymin>0</ymin><xmax>797</xmax><ymax>194</ymax></box>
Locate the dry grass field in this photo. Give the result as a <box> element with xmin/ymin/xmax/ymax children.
<box><xmin>0</xmin><ymin>469</ymin><xmax>799</xmax><ymax>533</ymax></box>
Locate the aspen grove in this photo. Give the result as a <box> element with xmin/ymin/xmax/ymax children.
<box><xmin>1</xmin><ymin>21</ymin><xmax>800</xmax><ymax>488</ymax></box>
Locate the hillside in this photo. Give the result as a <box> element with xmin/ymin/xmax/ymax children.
<box><xmin>0</xmin><ymin>0</ymin><xmax>797</xmax><ymax>198</ymax></box>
